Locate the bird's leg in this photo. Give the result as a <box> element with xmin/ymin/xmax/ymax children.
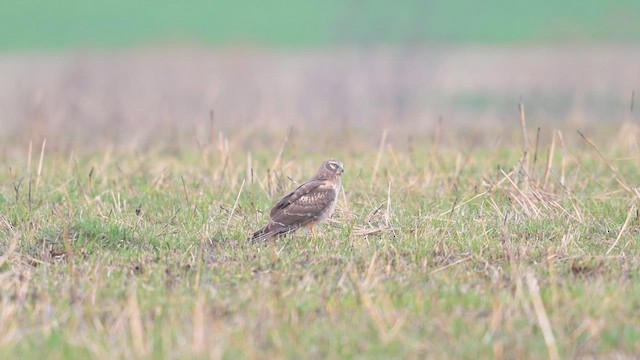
<box><xmin>311</xmin><ymin>224</ymin><xmax>316</xmax><ymax>239</ymax></box>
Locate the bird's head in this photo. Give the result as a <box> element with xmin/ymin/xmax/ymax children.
<box><xmin>317</xmin><ymin>158</ymin><xmax>344</xmax><ymax>178</ymax></box>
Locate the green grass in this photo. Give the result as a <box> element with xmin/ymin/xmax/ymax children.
<box><xmin>1</xmin><ymin>0</ymin><xmax>639</xmax><ymax>50</ymax></box>
<box><xmin>1</xmin><ymin>124</ymin><xmax>640</xmax><ymax>358</ymax></box>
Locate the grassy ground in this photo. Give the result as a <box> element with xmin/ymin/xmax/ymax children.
<box><xmin>1</xmin><ymin>120</ymin><xmax>640</xmax><ymax>359</ymax></box>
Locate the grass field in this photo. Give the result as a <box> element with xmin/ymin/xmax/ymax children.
<box><xmin>1</xmin><ymin>47</ymin><xmax>640</xmax><ymax>358</ymax></box>
<box><xmin>2</xmin><ymin>118</ymin><xmax>640</xmax><ymax>358</ymax></box>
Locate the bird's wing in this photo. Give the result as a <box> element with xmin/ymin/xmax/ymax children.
<box><xmin>269</xmin><ymin>180</ymin><xmax>336</xmax><ymax>226</ymax></box>
<box><xmin>270</xmin><ymin>179</ymin><xmax>323</xmax><ymax>215</ymax></box>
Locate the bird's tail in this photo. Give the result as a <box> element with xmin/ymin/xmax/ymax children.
<box><xmin>251</xmin><ymin>222</ymin><xmax>297</xmax><ymax>243</ymax></box>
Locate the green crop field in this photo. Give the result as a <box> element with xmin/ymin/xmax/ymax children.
<box><xmin>1</xmin><ymin>0</ymin><xmax>639</xmax><ymax>50</ymax></box>
<box><xmin>2</xmin><ymin>119</ymin><xmax>640</xmax><ymax>358</ymax></box>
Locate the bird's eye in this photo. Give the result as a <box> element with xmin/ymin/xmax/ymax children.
<box><xmin>328</xmin><ymin>162</ymin><xmax>337</xmax><ymax>169</ymax></box>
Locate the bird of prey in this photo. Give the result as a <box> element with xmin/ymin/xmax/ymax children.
<box><xmin>251</xmin><ymin>159</ymin><xmax>344</xmax><ymax>242</ymax></box>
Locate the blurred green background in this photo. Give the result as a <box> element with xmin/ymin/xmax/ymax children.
<box><xmin>1</xmin><ymin>0</ymin><xmax>639</xmax><ymax>50</ymax></box>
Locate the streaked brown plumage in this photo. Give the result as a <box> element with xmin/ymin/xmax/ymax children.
<box><xmin>251</xmin><ymin>159</ymin><xmax>344</xmax><ymax>242</ymax></box>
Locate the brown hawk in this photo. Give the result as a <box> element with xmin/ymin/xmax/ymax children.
<box><xmin>251</xmin><ymin>159</ymin><xmax>344</xmax><ymax>242</ymax></box>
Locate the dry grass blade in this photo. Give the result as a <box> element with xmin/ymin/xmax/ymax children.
<box><xmin>577</xmin><ymin>131</ymin><xmax>633</xmax><ymax>195</ymax></box>
<box><xmin>500</xmin><ymin>168</ymin><xmax>541</xmax><ymax>218</ymax></box>
<box><xmin>373</xmin><ymin>129</ymin><xmax>388</xmax><ymax>183</ymax></box>
<box><xmin>429</xmin><ymin>255</ymin><xmax>473</xmax><ymax>275</ymax></box>
<box><xmin>352</xmin><ymin>226</ymin><xmax>399</xmax><ymax>237</ymax></box>
<box><xmin>526</xmin><ymin>272</ymin><xmax>560</xmax><ymax>360</ymax></box>
<box><xmin>542</xmin><ymin>130</ymin><xmax>557</xmax><ymax>189</ymax></box>
<box><xmin>606</xmin><ymin>201</ymin><xmax>637</xmax><ymax>255</ymax></box>
<box><xmin>439</xmin><ymin>190</ymin><xmax>488</xmax><ymax>218</ymax></box>
<box><xmin>439</xmin><ymin>168</ymin><xmax>513</xmax><ymax>217</ymax></box>
<box><xmin>35</xmin><ymin>138</ymin><xmax>46</xmax><ymax>189</ymax></box>
<box><xmin>225</xmin><ymin>179</ymin><xmax>245</xmax><ymax>232</ymax></box>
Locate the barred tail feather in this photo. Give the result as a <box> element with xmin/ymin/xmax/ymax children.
<box><xmin>251</xmin><ymin>222</ymin><xmax>297</xmax><ymax>242</ymax></box>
